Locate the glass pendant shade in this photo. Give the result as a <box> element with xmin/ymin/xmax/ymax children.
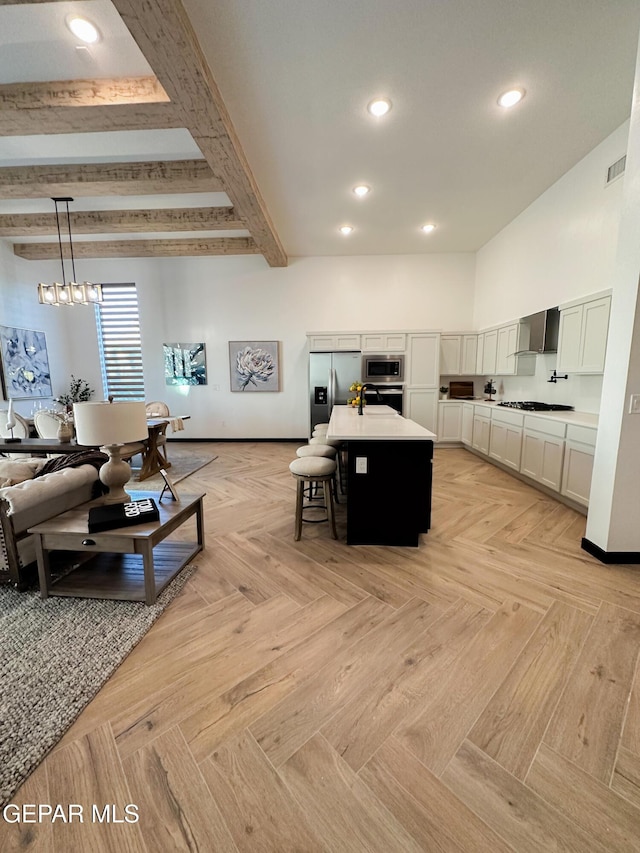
<box><xmin>36</xmin><ymin>198</ymin><xmax>103</xmax><ymax>307</ymax></box>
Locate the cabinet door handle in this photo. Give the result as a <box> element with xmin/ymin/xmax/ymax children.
<box><xmin>82</xmin><ymin>538</ymin><xmax>96</xmax><ymax>546</ymax></box>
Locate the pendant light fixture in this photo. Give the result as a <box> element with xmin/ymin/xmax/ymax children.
<box><xmin>38</xmin><ymin>197</ymin><xmax>102</xmax><ymax>306</ymax></box>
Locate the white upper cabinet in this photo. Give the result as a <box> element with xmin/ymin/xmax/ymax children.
<box><xmin>557</xmin><ymin>293</ymin><xmax>611</xmax><ymax>374</ymax></box>
<box><xmin>440</xmin><ymin>335</ymin><xmax>462</xmax><ymax>374</ymax></box>
<box><xmin>461</xmin><ymin>335</ymin><xmax>478</xmax><ymax>375</ymax></box>
<box><xmin>361</xmin><ymin>333</ymin><xmax>406</xmax><ymax>352</ymax></box>
<box><xmin>407</xmin><ymin>333</ymin><xmax>440</xmax><ymax>387</ymax></box>
<box><xmin>475</xmin><ymin>333</ymin><xmax>485</xmax><ymax>374</ymax></box>
<box><xmin>495</xmin><ymin>322</ymin><xmax>535</xmax><ymax>376</ymax></box>
<box><xmin>440</xmin><ymin>334</ymin><xmax>478</xmax><ymax>376</ymax></box>
<box><xmin>308</xmin><ymin>333</ymin><xmax>361</xmax><ymax>351</ymax></box>
<box><xmin>482</xmin><ymin>329</ymin><xmax>498</xmax><ymax>375</ymax></box>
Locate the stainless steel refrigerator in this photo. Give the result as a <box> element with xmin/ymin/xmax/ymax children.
<box><xmin>309</xmin><ymin>351</ymin><xmax>361</xmax><ymax>432</ymax></box>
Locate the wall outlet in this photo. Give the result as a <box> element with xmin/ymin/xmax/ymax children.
<box><xmin>355</xmin><ymin>456</ymin><xmax>367</xmax><ymax>474</ymax></box>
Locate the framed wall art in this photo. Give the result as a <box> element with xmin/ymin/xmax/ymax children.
<box><xmin>229</xmin><ymin>341</ymin><xmax>280</xmax><ymax>392</ymax></box>
<box><xmin>0</xmin><ymin>325</ymin><xmax>53</xmax><ymax>400</ymax></box>
<box><xmin>163</xmin><ymin>342</ymin><xmax>207</xmax><ymax>386</ymax></box>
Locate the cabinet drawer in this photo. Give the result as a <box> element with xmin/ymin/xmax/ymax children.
<box><xmin>473</xmin><ymin>405</ymin><xmax>492</xmax><ymax>420</ymax></box>
<box><xmin>491</xmin><ymin>408</ymin><xmax>524</xmax><ymax>427</ymax></box>
<box><xmin>40</xmin><ymin>532</ymin><xmax>134</xmax><ymax>553</ymax></box>
<box><xmin>566</xmin><ymin>424</ymin><xmax>597</xmax><ymax>446</ymax></box>
<box><xmin>523</xmin><ymin>415</ymin><xmax>567</xmax><ymax>438</ymax></box>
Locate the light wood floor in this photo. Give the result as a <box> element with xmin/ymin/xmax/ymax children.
<box><xmin>4</xmin><ymin>442</ymin><xmax>640</xmax><ymax>852</ymax></box>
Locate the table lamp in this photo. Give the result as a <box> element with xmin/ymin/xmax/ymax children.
<box><xmin>73</xmin><ymin>400</ymin><xmax>148</xmax><ymax>504</ymax></box>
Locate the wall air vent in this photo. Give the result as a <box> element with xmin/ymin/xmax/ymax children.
<box><xmin>606</xmin><ymin>155</ymin><xmax>626</xmax><ymax>185</ymax></box>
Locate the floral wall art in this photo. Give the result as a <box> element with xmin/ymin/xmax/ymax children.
<box><xmin>229</xmin><ymin>341</ymin><xmax>280</xmax><ymax>392</ymax></box>
<box><xmin>0</xmin><ymin>325</ymin><xmax>53</xmax><ymax>399</ymax></box>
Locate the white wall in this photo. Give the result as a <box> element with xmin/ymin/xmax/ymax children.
<box><xmin>474</xmin><ymin>121</ymin><xmax>629</xmax><ymax>329</ymax></box>
<box><xmin>19</xmin><ymin>252</ymin><xmax>476</xmax><ymax>438</ymax></box>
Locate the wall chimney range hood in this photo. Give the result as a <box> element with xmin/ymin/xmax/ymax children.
<box><xmin>516</xmin><ymin>307</ymin><xmax>560</xmax><ymax>354</ymax></box>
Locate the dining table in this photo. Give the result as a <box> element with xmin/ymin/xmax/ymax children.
<box><xmin>138</xmin><ymin>415</ymin><xmax>190</xmax><ymax>481</ymax></box>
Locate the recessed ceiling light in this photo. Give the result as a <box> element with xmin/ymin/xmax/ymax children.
<box><xmin>497</xmin><ymin>88</ymin><xmax>525</xmax><ymax>108</ymax></box>
<box><xmin>353</xmin><ymin>185</ymin><xmax>370</xmax><ymax>197</ymax></box>
<box><xmin>421</xmin><ymin>223</ymin><xmax>436</xmax><ymax>234</ymax></box>
<box><xmin>66</xmin><ymin>15</ymin><xmax>100</xmax><ymax>44</ymax></box>
<box><xmin>367</xmin><ymin>98</ymin><xmax>392</xmax><ymax>117</ymax></box>
<box><xmin>339</xmin><ymin>225</ymin><xmax>354</xmax><ymax>235</ymax></box>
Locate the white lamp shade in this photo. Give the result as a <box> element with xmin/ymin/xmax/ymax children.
<box><xmin>73</xmin><ymin>401</ymin><xmax>148</xmax><ymax>446</ymax></box>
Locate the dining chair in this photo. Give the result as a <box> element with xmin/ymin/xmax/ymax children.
<box><xmin>34</xmin><ymin>409</ymin><xmax>66</xmax><ymax>457</ymax></box>
<box><xmin>0</xmin><ymin>410</ymin><xmax>31</xmax><ymax>459</ymax></box>
<box><xmin>145</xmin><ymin>401</ymin><xmax>170</xmax><ymax>417</ymax></box>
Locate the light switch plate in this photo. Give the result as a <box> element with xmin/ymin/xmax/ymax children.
<box><xmin>355</xmin><ymin>456</ymin><xmax>368</xmax><ymax>474</ymax></box>
<box><xmin>630</xmin><ymin>394</ymin><xmax>640</xmax><ymax>414</ymax></box>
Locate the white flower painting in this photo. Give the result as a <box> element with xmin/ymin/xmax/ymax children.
<box><xmin>229</xmin><ymin>341</ymin><xmax>280</xmax><ymax>392</ymax></box>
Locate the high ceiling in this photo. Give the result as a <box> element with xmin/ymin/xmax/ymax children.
<box><xmin>0</xmin><ymin>0</ymin><xmax>639</xmax><ymax>267</ymax></box>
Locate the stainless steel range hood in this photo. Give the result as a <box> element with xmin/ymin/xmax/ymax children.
<box><xmin>516</xmin><ymin>307</ymin><xmax>560</xmax><ymax>354</ymax></box>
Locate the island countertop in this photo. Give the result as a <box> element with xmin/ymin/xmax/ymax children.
<box><xmin>327</xmin><ymin>405</ymin><xmax>437</xmax><ymax>441</ymax></box>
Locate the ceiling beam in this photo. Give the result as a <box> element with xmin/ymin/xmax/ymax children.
<box><xmin>0</xmin><ymin>101</ymin><xmax>182</xmax><ymax>135</ymax></box>
<box><xmin>0</xmin><ymin>207</ymin><xmax>244</xmax><ymax>236</ymax></box>
<box><xmin>14</xmin><ymin>237</ymin><xmax>259</xmax><ymax>259</ymax></box>
<box><xmin>0</xmin><ymin>160</ymin><xmax>223</xmax><ymax>198</ymax></box>
<box><xmin>0</xmin><ymin>77</ymin><xmax>169</xmax><ymax>108</ymax></box>
<box><xmin>112</xmin><ymin>0</ymin><xmax>287</xmax><ymax>267</ymax></box>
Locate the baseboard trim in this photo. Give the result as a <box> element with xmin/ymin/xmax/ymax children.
<box><xmin>167</xmin><ymin>437</ymin><xmax>306</xmax><ymax>444</ymax></box>
<box><xmin>581</xmin><ymin>538</ymin><xmax>640</xmax><ymax>564</ymax></box>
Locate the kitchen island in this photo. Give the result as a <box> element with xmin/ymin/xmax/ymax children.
<box><xmin>327</xmin><ymin>405</ymin><xmax>436</xmax><ymax>546</ymax></box>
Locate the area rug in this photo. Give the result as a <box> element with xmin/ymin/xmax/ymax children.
<box><xmin>0</xmin><ymin>565</ymin><xmax>196</xmax><ymax>806</ymax></box>
<box><xmin>131</xmin><ymin>446</ymin><xmax>217</xmax><ymax>488</ymax></box>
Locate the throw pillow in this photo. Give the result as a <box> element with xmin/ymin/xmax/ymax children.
<box><xmin>0</xmin><ymin>458</ymin><xmax>45</xmax><ymax>487</ymax></box>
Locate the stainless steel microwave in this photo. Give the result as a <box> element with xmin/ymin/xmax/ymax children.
<box><xmin>362</xmin><ymin>354</ymin><xmax>404</xmax><ymax>383</ymax></box>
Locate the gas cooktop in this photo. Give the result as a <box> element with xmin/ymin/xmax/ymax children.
<box><xmin>496</xmin><ymin>401</ymin><xmax>574</xmax><ymax>411</ymax></box>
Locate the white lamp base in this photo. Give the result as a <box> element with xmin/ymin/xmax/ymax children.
<box><xmin>99</xmin><ymin>444</ymin><xmax>133</xmax><ymax>504</ymax></box>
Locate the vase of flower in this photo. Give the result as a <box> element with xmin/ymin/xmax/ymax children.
<box><xmin>439</xmin><ymin>386</ymin><xmax>449</xmax><ymax>400</ymax></box>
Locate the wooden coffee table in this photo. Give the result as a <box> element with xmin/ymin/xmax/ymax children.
<box><xmin>29</xmin><ymin>490</ymin><xmax>204</xmax><ymax>605</ymax></box>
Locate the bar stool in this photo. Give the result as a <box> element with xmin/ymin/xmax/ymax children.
<box><xmin>289</xmin><ymin>457</ymin><xmax>338</xmax><ymax>541</ymax></box>
<box><xmin>296</xmin><ymin>442</ymin><xmax>340</xmax><ymax>503</ymax></box>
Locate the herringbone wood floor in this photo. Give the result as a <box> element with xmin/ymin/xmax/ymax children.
<box><xmin>4</xmin><ymin>442</ymin><xmax>640</xmax><ymax>852</ymax></box>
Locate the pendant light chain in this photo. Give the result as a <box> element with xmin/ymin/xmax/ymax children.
<box><xmin>54</xmin><ymin>198</ymin><xmax>67</xmax><ymax>285</ymax></box>
<box><xmin>64</xmin><ymin>198</ymin><xmax>78</xmax><ymax>283</ymax></box>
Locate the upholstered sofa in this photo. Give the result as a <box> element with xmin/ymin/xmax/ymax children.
<box><xmin>0</xmin><ymin>461</ymin><xmax>100</xmax><ymax>589</ymax></box>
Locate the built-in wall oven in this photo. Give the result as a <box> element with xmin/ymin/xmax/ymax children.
<box><xmin>363</xmin><ymin>385</ymin><xmax>404</xmax><ymax>415</ymax></box>
<box><xmin>362</xmin><ymin>353</ymin><xmax>404</xmax><ymax>383</ymax></box>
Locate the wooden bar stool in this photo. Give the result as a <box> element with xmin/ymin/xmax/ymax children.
<box><xmin>289</xmin><ymin>457</ymin><xmax>338</xmax><ymax>541</ymax></box>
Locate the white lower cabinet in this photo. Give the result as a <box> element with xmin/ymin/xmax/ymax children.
<box><xmin>561</xmin><ymin>425</ymin><xmax>597</xmax><ymax>506</ymax></box>
<box><xmin>406</xmin><ymin>388</ymin><xmax>439</xmax><ymax>435</ymax></box>
<box><xmin>437</xmin><ymin>402</ymin><xmax>463</xmax><ymax>442</ymax></box>
<box><xmin>521</xmin><ymin>431</ymin><xmax>565</xmax><ymax>491</ymax></box>
<box><xmin>461</xmin><ymin>403</ymin><xmax>474</xmax><ymax>445</ymax></box>
<box><xmin>489</xmin><ymin>410</ymin><xmax>523</xmax><ymax>471</ymax></box>
<box><xmin>472</xmin><ymin>408</ymin><xmax>491</xmax><ymax>455</ymax></box>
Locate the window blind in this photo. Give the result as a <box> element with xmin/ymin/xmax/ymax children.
<box><xmin>95</xmin><ymin>283</ymin><xmax>145</xmax><ymax>401</ymax></box>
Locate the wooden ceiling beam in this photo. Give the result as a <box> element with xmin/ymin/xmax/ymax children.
<box><xmin>14</xmin><ymin>237</ymin><xmax>258</xmax><ymax>259</ymax></box>
<box><xmin>0</xmin><ymin>101</ymin><xmax>182</xmax><ymax>135</ymax></box>
<box><xmin>112</xmin><ymin>0</ymin><xmax>287</xmax><ymax>267</ymax></box>
<box><xmin>0</xmin><ymin>207</ymin><xmax>244</xmax><ymax>236</ymax></box>
<box><xmin>0</xmin><ymin>77</ymin><xmax>169</xmax><ymax>108</ymax></box>
<box><xmin>0</xmin><ymin>160</ymin><xmax>223</xmax><ymax>198</ymax></box>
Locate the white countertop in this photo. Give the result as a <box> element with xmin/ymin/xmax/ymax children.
<box><xmin>327</xmin><ymin>405</ymin><xmax>437</xmax><ymax>441</ymax></box>
<box><xmin>441</xmin><ymin>399</ymin><xmax>598</xmax><ymax>429</ymax></box>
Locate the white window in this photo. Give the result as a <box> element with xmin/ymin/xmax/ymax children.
<box><xmin>95</xmin><ymin>283</ymin><xmax>145</xmax><ymax>401</ymax></box>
